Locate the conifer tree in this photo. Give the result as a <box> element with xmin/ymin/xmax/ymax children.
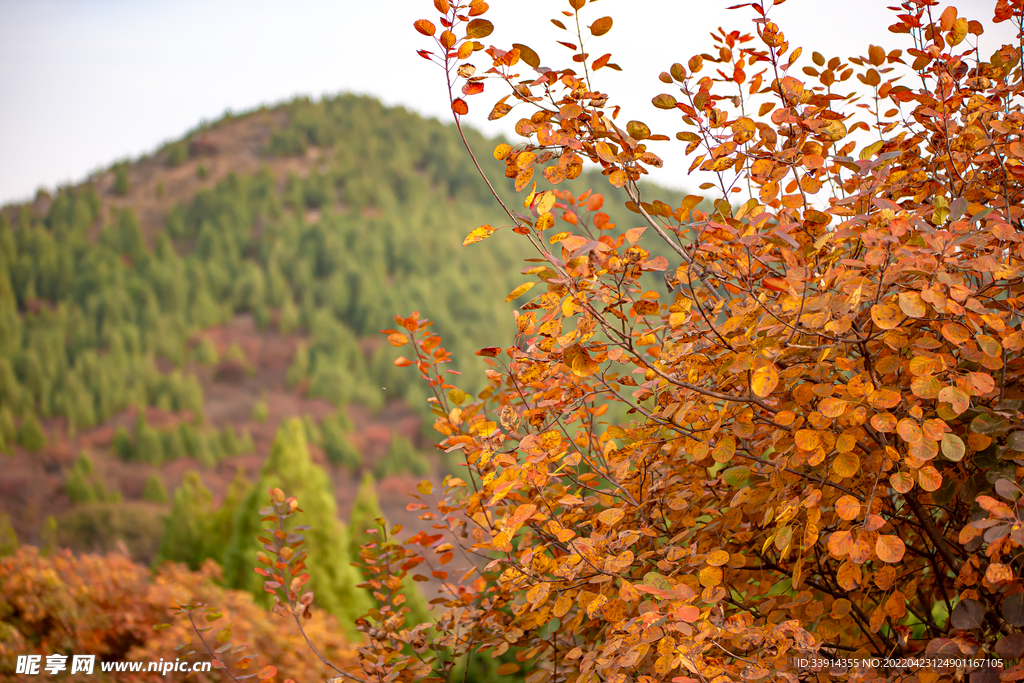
<box><xmin>222</xmin><ymin>419</ymin><xmax>370</xmax><ymax>636</ymax></box>
<box><xmin>65</xmin><ymin>454</ymin><xmax>98</xmax><ymax>504</ymax></box>
<box><xmin>156</xmin><ymin>470</ymin><xmax>214</xmax><ymax>569</ymax></box>
<box><xmin>16</xmin><ymin>413</ymin><xmax>46</xmax><ymax>452</ymax></box>
<box><xmin>142</xmin><ymin>474</ymin><xmax>168</xmax><ymax>504</ymax></box>
<box><xmin>134</xmin><ymin>413</ymin><xmax>164</xmax><ymax>465</ymax></box>
<box><xmin>208</xmin><ymin>466</ymin><xmax>249</xmax><ymax>556</ymax></box>
<box><xmin>112</xmin><ymin>426</ymin><xmax>134</xmax><ymax>461</ymax></box>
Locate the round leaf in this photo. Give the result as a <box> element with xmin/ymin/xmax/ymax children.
<box><xmin>875</xmin><ymin>535</ymin><xmax>905</xmax><ymax>563</ymax></box>
<box><xmin>870</xmin><ymin>301</ymin><xmax>902</xmax><ymax>330</ymax></box>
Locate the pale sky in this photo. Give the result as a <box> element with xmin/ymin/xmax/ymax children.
<box><xmin>0</xmin><ymin>0</ymin><xmax>1015</xmax><ymax>205</ymax></box>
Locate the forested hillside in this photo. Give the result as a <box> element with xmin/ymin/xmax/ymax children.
<box><xmin>0</xmin><ymin>93</ymin><xmax>684</xmax><ymax>659</ymax></box>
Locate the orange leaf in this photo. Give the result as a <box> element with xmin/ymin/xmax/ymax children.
<box><xmin>917</xmin><ymin>466</ymin><xmax>942</xmax><ymax>491</ymax></box>
<box><xmin>898</xmin><ymin>291</ymin><xmax>926</xmax><ymax>318</ymax></box>
<box><xmin>751</xmin><ymin>361</ymin><xmax>779</xmax><ymax>398</ymax></box>
<box><xmin>590</xmin><ymin>16</ymin><xmax>613</xmax><ymax>36</ymax></box>
<box><xmin>832</xmin><ymin>452</ymin><xmax>860</xmax><ymax>478</ymax></box>
<box><xmin>597</xmin><ymin>508</ymin><xmax>625</xmax><ymax>527</ymax></box>
<box><xmin>452</xmin><ymin>98</ymin><xmax>469</xmax><ymax>115</ymax></box>
<box><xmin>835</xmin><ymin>495</ymin><xmax>860</xmax><ymax>521</ymax></box>
<box><xmin>875</xmin><ymin>535</ymin><xmax>906</xmax><ymax>563</ymax></box>
<box><xmin>414</xmin><ymin>19</ymin><xmax>436</xmax><ymax>36</ymax></box>
<box><xmin>870</xmin><ymin>301</ymin><xmax>902</xmax><ymax>330</ymax></box>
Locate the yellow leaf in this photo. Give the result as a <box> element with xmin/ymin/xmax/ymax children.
<box><xmin>832</xmin><ymin>452</ymin><xmax>860</xmax><ymax>477</ymax></box>
<box><xmin>898</xmin><ymin>292</ymin><xmax>926</xmax><ymax>318</ymax></box>
<box><xmin>597</xmin><ymin>508</ymin><xmax>625</xmax><ymax>527</ymax></box>
<box><xmin>464</xmin><ymin>224</ymin><xmax>496</xmax><ymax>246</ymax></box>
<box><xmin>493</xmin><ymin>143</ymin><xmax>513</xmax><ymax>160</ymax></box>
<box><xmin>535</xmin><ymin>191</ymin><xmax>556</xmax><ymax>215</ymax></box>
<box><xmin>698</xmin><ymin>566</ymin><xmax>722</xmax><ymax>587</ymax></box>
<box><xmin>586</xmin><ymin>594</ymin><xmax>609</xmax><ymax>619</ymax></box>
<box><xmin>750</xmin><ymin>361</ymin><xmax>779</xmax><ymax>398</ymax></box>
<box><xmin>535</xmin><ymin>212</ymin><xmax>555</xmax><ymax>231</ymax></box>
<box><xmin>506</xmin><ymin>282</ymin><xmax>535</xmax><ymax>302</ymax></box>
<box><xmin>553</xmin><ymin>594</ymin><xmax>573</xmax><ymax>617</ymax></box>
<box><xmin>706</xmin><ymin>550</ymin><xmax>729</xmax><ymax>566</ymax></box>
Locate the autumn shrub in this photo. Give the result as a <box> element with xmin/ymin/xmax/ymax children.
<box><xmin>0</xmin><ymin>547</ymin><xmax>358</xmax><ymax>682</ymax></box>
<box><xmin>172</xmin><ymin>0</ymin><xmax>1024</xmax><ymax>681</ymax></box>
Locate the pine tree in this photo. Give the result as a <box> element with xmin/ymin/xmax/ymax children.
<box><xmin>16</xmin><ymin>413</ymin><xmax>46</xmax><ymax>451</ymax></box>
<box><xmin>208</xmin><ymin>467</ymin><xmax>250</xmax><ymax>556</ymax></box>
<box><xmin>322</xmin><ymin>417</ymin><xmax>361</xmax><ymax>468</ymax></box>
<box><xmin>156</xmin><ymin>470</ymin><xmax>214</xmax><ymax>569</ymax></box>
<box><xmin>134</xmin><ymin>413</ymin><xmax>164</xmax><ymax>465</ymax></box>
<box><xmin>112</xmin><ymin>164</ymin><xmax>130</xmax><ymax>196</ymax></box>
<box><xmin>222</xmin><ymin>419</ymin><xmax>370</xmax><ymax>636</ymax></box>
<box><xmin>375</xmin><ymin>434</ymin><xmax>429</xmax><ymax>479</ymax></box>
<box><xmin>112</xmin><ymin>426</ymin><xmax>134</xmax><ymax>460</ymax></box>
<box><xmin>65</xmin><ymin>454</ymin><xmax>99</xmax><ymax>504</ymax></box>
<box><xmin>142</xmin><ymin>474</ymin><xmax>169</xmax><ymax>503</ymax></box>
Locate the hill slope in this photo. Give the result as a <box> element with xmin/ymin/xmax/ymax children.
<box><xmin>0</xmin><ymin>93</ymin><xmax>685</xmax><ymax>557</ymax></box>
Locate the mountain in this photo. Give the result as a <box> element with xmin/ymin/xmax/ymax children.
<box><xmin>0</xmin><ymin>93</ymin><xmax>685</xmax><ymax>562</ymax></box>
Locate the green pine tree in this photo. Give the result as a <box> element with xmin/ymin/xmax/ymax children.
<box><xmin>65</xmin><ymin>454</ymin><xmax>98</xmax><ymax>504</ymax></box>
<box><xmin>208</xmin><ymin>467</ymin><xmax>250</xmax><ymax>555</ymax></box>
<box><xmin>112</xmin><ymin>426</ymin><xmax>134</xmax><ymax>460</ymax></box>
<box><xmin>135</xmin><ymin>413</ymin><xmax>164</xmax><ymax>465</ymax></box>
<box><xmin>156</xmin><ymin>470</ymin><xmax>214</xmax><ymax>569</ymax></box>
<box><xmin>222</xmin><ymin>419</ymin><xmax>370</xmax><ymax>637</ymax></box>
<box><xmin>142</xmin><ymin>474</ymin><xmax>169</xmax><ymax>503</ymax></box>
<box><xmin>16</xmin><ymin>413</ymin><xmax>46</xmax><ymax>451</ymax></box>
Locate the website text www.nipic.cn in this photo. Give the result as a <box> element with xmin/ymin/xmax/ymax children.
<box><xmin>16</xmin><ymin>655</ymin><xmax>213</xmax><ymax>676</ymax></box>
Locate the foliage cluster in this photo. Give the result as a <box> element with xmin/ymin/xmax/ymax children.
<box><xmin>188</xmin><ymin>0</ymin><xmax>1024</xmax><ymax>682</ymax></box>
<box><xmin>0</xmin><ymin>546</ymin><xmax>358</xmax><ymax>682</ymax></box>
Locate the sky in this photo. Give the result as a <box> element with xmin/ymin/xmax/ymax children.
<box><xmin>0</xmin><ymin>0</ymin><xmax>1017</xmax><ymax>205</ymax></box>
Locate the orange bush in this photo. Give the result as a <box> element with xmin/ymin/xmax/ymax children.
<box><xmin>355</xmin><ymin>0</ymin><xmax>1024</xmax><ymax>681</ymax></box>
<box><xmin>0</xmin><ymin>547</ymin><xmax>357</xmax><ymax>682</ymax></box>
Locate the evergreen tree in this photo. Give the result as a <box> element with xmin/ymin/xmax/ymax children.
<box><xmin>65</xmin><ymin>454</ymin><xmax>98</xmax><ymax>504</ymax></box>
<box><xmin>375</xmin><ymin>434</ymin><xmax>429</xmax><ymax>479</ymax></box>
<box><xmin>142</xmin><ymin>474</ymin><xmax>169</xmax><ymax>503</ymax></box>
<box><xmin>222</xmin><ymin>419</ymin><xmax>370</xmax><ymax>636</ymax></box>
<box><xmin>112</xmin><ymin>164</ymin><xmax>130</xmax><ymax>196</ymax></box>
<box><xmin>322</xmin><ymin>417</ymin><xmax>361</xmax><ymax>469</ymax></box>
<box><xmin>251</xmin><ymin>398</ymin><xmax>269</xmax><ymax>422</ymax></box>
<box><xmin>208</xmin><ymin>467</ymin><xmax>250</xmax><ymax>556</ymax></box>
<box><xmin>134</xmin><ymin>413</ymin><xmax>164</xmax><ymax>465</ymax></box>
<box><xmin>16</xmin><ymin>413</ymin><xmax>46</xmax><ymax>451</ymax></box>
<box><xmin>112</xmin><ymin>426</ymin><xmax>134</xmax><ymax>460</ymax></box>
<box><xmin>278</xmin><ymin>294</ymin><xmax>299</xmax><ymax>334</ymax></box>
<box><xmin>156</xmin><ymin>470</ymin><xmax>214</xmax><ymax>569</ymax></box>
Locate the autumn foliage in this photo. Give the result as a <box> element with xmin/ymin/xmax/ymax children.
<box><xmin>0</xmin><ymin>547</ymin><xmax>357</xmax><ymax>682</ymax></box>
<box><xmin>181</xmin><ymin>0</ymin><xmax>1024</xmax><ymax>681</ymax></box>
